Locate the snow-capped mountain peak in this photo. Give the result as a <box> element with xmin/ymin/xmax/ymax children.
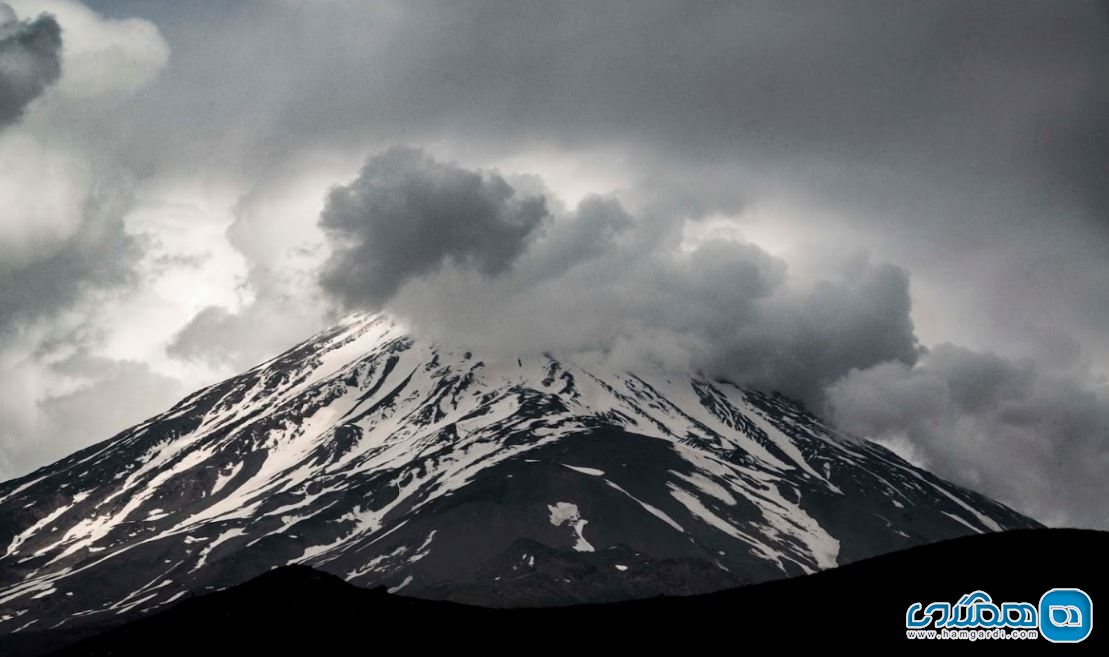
<box><xmin>0</xmin><ymin>313</ymin><xmax>1036</xmax><ymax>632</ymax></box>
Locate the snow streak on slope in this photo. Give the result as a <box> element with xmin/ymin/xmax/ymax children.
<box><xmin>0</xmin><ymin>313</ymin><xmax>1038</xmax><ymax>630</ymax></box>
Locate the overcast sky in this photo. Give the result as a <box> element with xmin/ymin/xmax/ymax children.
<box><xmin>0</xmin><ymin>0</ymin><xmax>1106</xmax><ymax>528</ymax></box>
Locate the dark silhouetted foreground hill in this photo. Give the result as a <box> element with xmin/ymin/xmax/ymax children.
<box><xmin>3</xmin><ymin>528</ymin><xmax>1103</xmax><ymax>655</ymax></box>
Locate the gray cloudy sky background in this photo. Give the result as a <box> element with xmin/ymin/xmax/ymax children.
<box><xmin>0</xmin><ymin>0</ymin><xmax>1106</xmax><ymax>528</ymax></box>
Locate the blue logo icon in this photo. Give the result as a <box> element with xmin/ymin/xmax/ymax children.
<box><xmin>906</xmin><ymin>587</ymin><xmax>1093</xmax><ymax>642</ymax></box>
<box><xmin>1039</xmin><ymin>588</ymin><xmax>1093</xmax><ymax>643</ymax></box>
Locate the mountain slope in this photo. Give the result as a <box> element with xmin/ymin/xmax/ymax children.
<box><xmin>7</xmin><ymin>528</ymin><xmax>1102</xmax><ymax>656</ymax></box>
<box><xmin>0</xmin><ymin>313</ymin><xmax>1037</xmax><ymax>633</ymax></box>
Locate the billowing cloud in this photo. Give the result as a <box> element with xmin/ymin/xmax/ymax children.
<box><xmin>0</xmin><ymin>0</ymin><xmax>169</xmax><ymax>328</ymax></box>
<box><xmin>6</xmin><ymin>0</ymin><xmax>167</xmax><ymax>99</ymax></box>
<box><xmin>0</xmin><ymin>0</ymin><xmax>170</xmax><ymax>481</ymax></box>
<box><xmin>828</xmin><ymin>345</ymin><xmax>1109</xmax><ymax>528</ymax></box>
<box><xmin>319</xmin><ymin>147</ymin><xmax>549</xmax><ymax>308</ymax></box>
<box><xmin>0</xmin><ymin>135</ymin><xmax>136</xmax><ymax>332</ymax></box>
<box><xmin>0</xmin><ymin>4</ymin><xmax>61</xmax><ymax>127</ymax></box>
<box><xmin>320</xmin><ymin>149</ymin><xmax>920</xmax><ymax>407</ymax></box>
<box><xmin>0</xmin><ymin>132</ymin><xmax>88</xmax><ymax>273</ymax></box>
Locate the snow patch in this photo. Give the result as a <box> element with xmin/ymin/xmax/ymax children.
<box><xmin>561</xmin><ymin>464</ymin><xmax>605</xmax><ymax>476</ymax></box>
<box><xmin>211</xmin><ymin>462</ymin><xmax>242</xmax><ymax>496</ymax></box>
<box><xmin>547</xmin><ymin>502</ymin><xmax>594</xmax><ymax>552</ymax></box>
<box><xmin>387</xmin><ymin>575</ymin><xmax>413</xmax><ymax>594</ymax></box>
<box><xmin>604</xmin><ymin>480</ymin><xmax>685</xmax><ymax>533</ymax></box>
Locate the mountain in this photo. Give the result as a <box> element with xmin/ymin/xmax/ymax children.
<box><xmin>0</xmin><ymin>313</ymin><xmax>1037</xmax><ymax>635</ymax></box>
<box><xmin>6</xmin><ymin>528</ymin><xmax>1104</xmax><ymax>656</ymax></box>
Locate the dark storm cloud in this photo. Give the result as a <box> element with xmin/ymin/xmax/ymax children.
<box><xmin>712</xmin><ymin>261</ymin><xmax>920</xmax><ymax>404</ymax></box>
<box><xmin>609</xmin><ymin>244</ymin><xmax>920</xmax><ymax>406</ymax></box>
<box><xmin>516</xmin><ymin>195</ymin><xmax>635</xmax><ymax>283</ymax></box>
<box><xmin>322</xmin><ymin>149</ymin><xmax>920</xmax><ymax>406</ymax></box>
<box><xmin>318</xmin><ymin>148</ymin><xmax>549</xmax><ymax>309</ymax></box>
<box><xmin>0</xmin><ymin>5</ymin><xmax>62</xmax><ymax>128</ymax></box>
<box><xmin>108</xmin><ymin>1</ymin><xmax>1109</xmax><ymax>200</ymax></box>
<box><xmin>828</xmin><ymin>345</ymin><xmax>1109</xmax><ymax>528</ymax></box>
